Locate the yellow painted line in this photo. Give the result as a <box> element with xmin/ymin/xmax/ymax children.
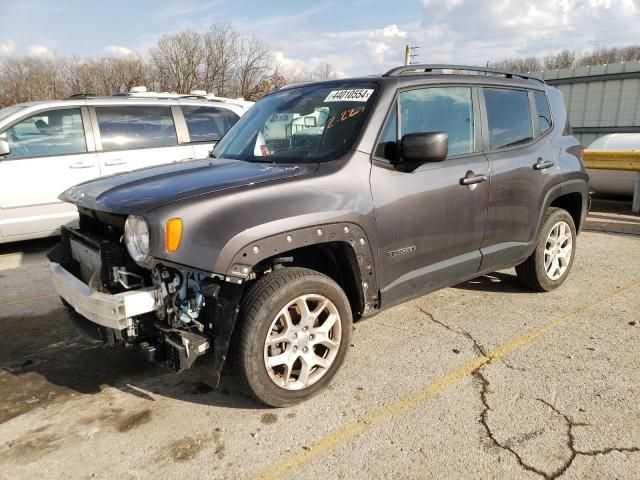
<box><xmin>254</xmin><ymin>279</ymin><xmax>640</xmax><ymax>480</ymax></box>
<box><xmin>1</xmin><ymin>293</ymin><xmax>58</xmax><ymax>308</ymax></box>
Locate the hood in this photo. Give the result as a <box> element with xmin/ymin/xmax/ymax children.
<box><xmin>60</xmin><ymin>158</ymin><xmax>317</xmax><ymax>215</ymax></box>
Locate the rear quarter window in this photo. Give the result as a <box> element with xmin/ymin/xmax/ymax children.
<box><xmin>484</xmin><ymin>88</ymin><xmax>533</xmax><ymax>150</ymax></box>
<box><xmin>533</xmin><ymin>91</ymin><xmax>553</xmax><ymax>134</ymax></box>
<box><xmin>181</xmin><ymin>106</ymin><xmax>239</xmax><ymax>143</ymax></box>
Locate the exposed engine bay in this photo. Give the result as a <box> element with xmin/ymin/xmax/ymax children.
<box><xmin>48</xmin><ymin>211</ymin><xmax>242</xmax><ymax>384</ymax></box>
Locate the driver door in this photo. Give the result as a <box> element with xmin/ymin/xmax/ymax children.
<box><xmin>0</xmin><ymin>107</ymin><xmax>98</xmax><ymax>239</ymax></box>
<box><xmin>370</xmin><ymin>86</ymin><xmax>490</xmax><ymax>307</ymax></box>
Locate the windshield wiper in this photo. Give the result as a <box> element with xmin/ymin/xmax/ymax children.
<box><xmin>245</xmin><ymin>158</ymin><xmax>276</xmax><ymax>164</ymax></box>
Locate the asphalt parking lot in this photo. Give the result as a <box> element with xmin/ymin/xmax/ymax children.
<box><xmin>0</xmin><ymin>228</ymin><xmax>639</xmax><ymax>480</ymax></box>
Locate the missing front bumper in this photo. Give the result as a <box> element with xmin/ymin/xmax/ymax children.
<box><xmin>50</xmin><ymin>262</ymin><xmax>161</xmax><ymax>330</ymax></box>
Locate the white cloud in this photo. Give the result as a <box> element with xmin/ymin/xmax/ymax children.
<box><xmin>273</xmin><ymin>51</ymin><xmax>308</xmax><ymax>76</ymax></box>
<box><xmin>104</xmin><ymin>45</ymin><xmax>134</xmax><ymax>57</ymax></box>
<box><xmin>414</xmin><ymin>0</ymin><xmax>640</xmax><ymax>67</ymax></box>
<box><xmin>0</xmin><ymin>39</ymin><xmax>15</xmax><ymax>56</ymax></box>
<box><xmin>383</xmin><ymin>25</ymin><xmax>406</xmax><ymax>38</ymax></box>
<box><xmin>27</xmin><ymin>44</ymin><xmax>52</xmax><ymax>57</ymax></box>
<box><xmin>268</xmin><ymin>0</ymin><xmax>639</xmax><ymax>78</ymax></box>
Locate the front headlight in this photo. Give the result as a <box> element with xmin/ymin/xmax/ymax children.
<box><xmin>124</xmin><ymin>215</ymin><xmax>150</xmax><ymax>265</ymax></box>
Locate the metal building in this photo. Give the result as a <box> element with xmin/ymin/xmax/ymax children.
<box><xmin>537</xmin><ymin>61</ymin><xmax>640</xmax><ymax>146</ymax></box>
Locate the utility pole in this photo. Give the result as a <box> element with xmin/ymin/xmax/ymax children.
<box><xmin>405</xmin><ymin>45</ymin><xmax>411</xmax><ymax>66</ymax></box>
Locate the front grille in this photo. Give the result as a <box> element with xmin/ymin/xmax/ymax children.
<box><xmin>52</xmin><ymin>209</ymin><xmax>150</xmax><ymax>293</ymax></box>
<box><xmin>78</xmin><ymin>211</ymin><xmax>123</xmax><ymax>242</ymax></box>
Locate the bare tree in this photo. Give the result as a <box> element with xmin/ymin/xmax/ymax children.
<box><xmin>619</xmin><ymin>45</ymin><xmax>640</xmax><ymax>62</ymax></box>
<box><xmin>234</xmin><ymin>36</ymin><xmax>273</xmax><ymax>100</ymax></box>
<box><xmin>0</xmin><ymin>56</ymin><xmax>64</xmax><ymax>105</ymax></box>
<box><xmin>315</xmin><ymin>63</ymin><xmax>338</xmax><ymax>80</ymax></box>
<box><xmin>543</xmin><ymin>49</ymin><xmax>576</xmax><ymax>70</ymax></box>
<box><xmin>150</xmin><ymin>31</ymin><xmax>204</xmax><ymax>93</ymax></box>
<box><xmin>202</xmin><ymin>24</ymin><xmax>237</xmax><ymax>96</ymax></box>
<box><xmin>6</xmin><ymin>25</ymin><xmax>640</xmax><ymax>108</ymax></box>
<box><xmin>492</xmin><ymin>55</ymin><xmax>541</xmax><ymax>73</ymax></box>
<box><xmin>491</xmin><ymin>43</ymin><xmax>640</xmax><ymax>72</ymax></box>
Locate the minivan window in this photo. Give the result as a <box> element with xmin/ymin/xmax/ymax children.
<box><xmin>484</xmin><ymin>88</ymin><xmax>533</xmax><ymax>150</ymax></box>
<box><xmin>96</xmin><ymin>106</ymin><xmax>177</xmax><ymax>151</ymax></box>
<box><xmin>534</xmin><ymin>91</ymin><xmax>552</xmax><ymax>134</ymax></box>
<box><xmin>0</xmin><ymin>108</ymin><xmax>86</xmax><ymax>159</ymax></box>
<box><xmin>182</xmin><ymin>106</ymin><xmax>239</xmax><ymax>143</ymax></box>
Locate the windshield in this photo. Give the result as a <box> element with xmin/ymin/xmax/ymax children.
<box><xmin>213</xmin><ymin>82</ymin><xmax>378</xmax><ymax>163</ymax></box>
<box><xmin>0</xmin><ymin>105</ymin><xmax>25</xmax><ymax>123</ymax></box>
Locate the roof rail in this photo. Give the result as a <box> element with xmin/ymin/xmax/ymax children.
<box><xmin>66</xmin><ymin>93</ymin><xmax>96</xmax><ymax>99</ymax></box>
<box><xmin>383</xmin><ymin>64</ymin><xmax>545</xmax><ymax>84</ymax></box>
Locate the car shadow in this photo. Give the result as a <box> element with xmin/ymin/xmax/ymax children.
<box><xmin>454</xmin><ymin>271</ymin><xmax>531</xmax><ymax>294</ymax></box>
<box><xmin>0</xmin><ymin>237</ymin><xmax>58</xmax><ymax>256</ymax></box>
<box><xmin>0</xmin><ymin>306</ymin><xmax>264</xmax><ymax>424</ymax></box>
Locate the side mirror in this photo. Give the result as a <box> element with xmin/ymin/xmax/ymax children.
<box><xmin>400</xmin><ymin>132</ymin><xmax>448</xmax><ymax>164</ymax></box>
<box><xmin>0</xmin><ymin>138</ymin><xmax>9</xmax><ymax>157</ymax></box>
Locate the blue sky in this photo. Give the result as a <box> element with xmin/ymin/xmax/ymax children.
<box><xmin>1</xmin><ymin>0</ymin><xmax>639</xmax><ymax>76</ymax></box>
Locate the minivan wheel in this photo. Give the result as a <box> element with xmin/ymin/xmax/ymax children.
<box><xmin>234</xmin><ymin>267</ymin><xmax>352</xmax><ymax>407</ymax></box>
<box><xmin>516</xmin><ymin>207</ymin><xmax>577</xmax><ymax>292</ymax></box>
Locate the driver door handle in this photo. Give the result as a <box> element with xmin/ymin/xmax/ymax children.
<box><xmin>104</xmin><ymin>159</ymin><xmax>128</xmax><ymax>166</ymax></box>
<box><xmin>533</xmin><ymin>158</ymin><xmax>555</xmax><ymax>170</ymax></box>
<box><xmin>69</xmin><ymin>161</ymin><xmax>95</xmax><ymax>169</ymax></box>
<box><xmin>460</xmin><ymin>172</ymin><xmax>488</xmax><ymax>186</ymax></box>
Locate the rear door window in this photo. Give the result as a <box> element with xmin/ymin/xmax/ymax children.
<box><xmin>182</xmin><ymin>106</ymin><xmax>239</xmax><ymax>142</ymax></box>
<box><xmin>483</xmin><ymin>88</ymin><xmax>533</xmax><ymax>150</ymax></box>
<box><xmin>533</xmin><ymin>91</ymin><xmax>553</xmax><ymax>134</ymax></box>
<box><xmin>95</xmin><ymin>106</ymin><xmax>177</xmax><ymax>150</ymax></box>
<box><xmin>0</xmin><ymin>108</ymin><xmax>87</xmax><ymax>159</ymax></box>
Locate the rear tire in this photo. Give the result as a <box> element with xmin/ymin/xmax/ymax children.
<box><xmin>234</xmin><ymin>267</ymin><xmax>352</xmax><ymax>407</ymax></box>
<box><xmin>516</xmin><ymin>207</ymin><xmax>577</xmax><ymax>292</ymax></box>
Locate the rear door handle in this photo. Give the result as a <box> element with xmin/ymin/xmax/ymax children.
<box><xmin>104</xmin><ymin>159</ymin><xmax>128</xmax><ymax>166</ymax></box>
<box><xmin>460</xmin><ymin>173</ymin><xmax>488</xmax><ymax>186</ymax></box>
<box><xmin>533</xmin><ymin>159</ymin><xmax>555</xmax><ymax>170</ymax></box>
<box><xmin>69</xmin><ymin>161</ymin><xmax>95</xmax><ymax>169</ymax></box>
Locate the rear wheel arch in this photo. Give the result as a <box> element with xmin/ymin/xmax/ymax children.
<box><xmin>537</xmin><ymin>180</ymin><xmax>588</xmax><ymax>238</ymax></box>
<box><xmin>549</xmin><ymin>191</ymin><xmax>584</xmax><ymax>232</ymax></box>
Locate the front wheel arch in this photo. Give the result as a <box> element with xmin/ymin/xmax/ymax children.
<box><xmin>223</xmin><ymin>222</ymin><xmax>379</xmax><ymax>315</ymax></box>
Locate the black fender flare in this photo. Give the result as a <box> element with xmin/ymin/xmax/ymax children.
<box><xmin>538</xmin><ymin>179</ymin><xmax>589</xmax><ymax>233</ymax></box>
<box><xmin>523</xmin><ymin>179</ymin><xmax>589</xmax><ymax>262</ymax></box>
<box><xmin>221</xmin><ymin>222</ymin><xmax>379</xmax><ymax>309</ymax></box>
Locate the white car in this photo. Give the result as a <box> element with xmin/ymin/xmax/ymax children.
<box><xmin>587</xmin><ymin>133</ymin><xmax>639</xmax><ymax>197</ymax></box>
<box><xmin>0</xmin><ymin>90</ymin><xmax>251</xmax><ymax>243</ymax></box>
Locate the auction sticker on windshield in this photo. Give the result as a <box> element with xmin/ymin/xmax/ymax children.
<box><xmin>324</xmin><ymin>89</ymin><xmax>374</xmax><ymax>102</ymax></box>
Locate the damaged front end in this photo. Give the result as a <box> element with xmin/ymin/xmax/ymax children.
<box><xmin>48</xmin><ymin>212</ymin><xmax>242</xmax><ymax>386</ymax></box>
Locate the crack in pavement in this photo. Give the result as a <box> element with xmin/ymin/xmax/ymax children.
<box><xmin>416</xmin><ymin>306</ymin><xmax>487</xmax><ymax>357</ymax></box>
<box><xmin>416</xmin><ymin>306</ymin><xmax>640</xmax><ymax>479</ymax></box>
<box><xmin>475</xmin><ymin>368</ymin><xmax>551</xmax><ymax>479</ymax></box>
<box><xmin>415</xmin><ymin>307</ymin><xmax>547</xmax><ymax>475</ymax></box>
<box><xmin>535</xmin><ymin>398</ymin><xmax>640</xmax><ymax>478</ymax></box>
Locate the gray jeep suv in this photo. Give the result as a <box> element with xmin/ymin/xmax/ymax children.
<box><xmin>48</xmin><ymin>65</ymin><xmax>588</xmax><ymax>406</ymax></box>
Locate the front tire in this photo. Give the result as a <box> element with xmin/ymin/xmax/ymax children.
<box><xmin>516</xmin><ymin>207</ymin><xmax>577</xmax><ymax>292</ymax></box>
<box><xmin>234</xmin><ymin>267</ymin><xmax>352</xmax><ymax>407</ymax></box>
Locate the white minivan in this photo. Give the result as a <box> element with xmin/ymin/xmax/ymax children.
<box><xmin>0</xmin><ymin>92</ymin><xmax>250</xmax><ymax>243</ymax></box>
